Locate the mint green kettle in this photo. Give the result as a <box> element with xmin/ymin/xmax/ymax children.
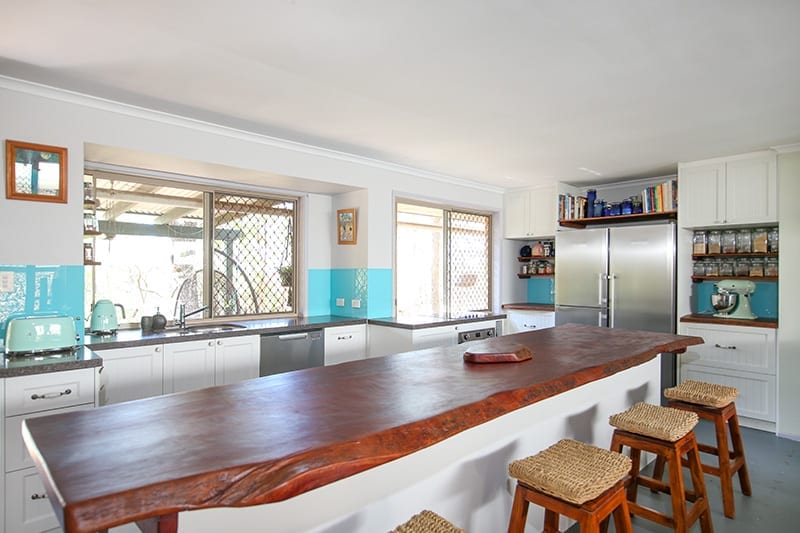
<box><xmin>90</xmin><ymin>299</ymin><xmax>125</xmax><ymax>335</ymax></box>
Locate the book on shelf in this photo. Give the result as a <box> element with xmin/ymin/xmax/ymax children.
<box><xmin>642</xmin><ymin>178</ymin><xmax>677</xmax><ymax>214</ymax></box>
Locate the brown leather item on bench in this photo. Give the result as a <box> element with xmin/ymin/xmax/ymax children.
<box><xmin>463</xmin><ymin>339</ymin><xmax>532</xmax><ymax>363</ymax></box>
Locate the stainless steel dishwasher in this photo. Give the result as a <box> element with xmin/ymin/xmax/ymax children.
<box><xmin>259</xmin><ymin>330</ymin><xmax>324</xmax><ymax>376</ymax></box>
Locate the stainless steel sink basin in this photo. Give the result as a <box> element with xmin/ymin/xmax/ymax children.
<box><xmin>183</xmin><ymin>324</ymin><xmax>247</xmax><ymax>334</ymax></box>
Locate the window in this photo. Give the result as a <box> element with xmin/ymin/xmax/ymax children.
<box><xmin>395</xmin><ymin>201</ymin><xmax>491</xmax><ymax>317</ymax></box>
<box><xmin>86</xmin><ymin>173</ymin><xmax>296</xmax><ymax>325</ymax></box>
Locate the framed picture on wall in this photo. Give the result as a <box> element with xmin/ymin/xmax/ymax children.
<box><xmin>5</xmin><ymin>140</ymin><xmax>68</xmax><ymax>203</ymax></box>
<box><xmin>337</xmin><ymin>208</ymin><xmax>357</xmax><ymax>245</ymax></box>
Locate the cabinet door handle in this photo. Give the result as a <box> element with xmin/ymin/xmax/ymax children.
<box><xmin>208</xmin><ymin>341</ymin><xmax>214</xmax><ymax>346</ymax></box>
<box><xmin>31</xmin><ymin>389</ymin><xmax>72</xmax><ymax>400</ymax></box>
<box><xmin>217</xmin><ymin>340</ymin><xmax>223</xmax><ymax>346</ymax></box>
<box><xmin>337</xmin><ymin>335</ymin><xmax>353</xmax><ymax>340</ymax></box>
<box><xmin>523</xmin><ymin>324</ymin><xmax>536</xmax><ymax>328</ymax></box>
<box><xmin>155</xmin><ymin>347</ymin><xmax>161</xmax><ymax>352</ymax></box>
<box><xmin>714</xmin><ymin>343</ymin><xmax>737</xmax><ymax>350</ymax></box>
<box><xmin>31</xmin><ymin>493</ymin><xmax>48</xmax><ymax>500</ymax></box>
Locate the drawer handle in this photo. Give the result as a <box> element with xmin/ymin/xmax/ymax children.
<box><xmin>337</xmin><ymin>335</ymin><xmax>353</xmax><ymax>340</ymax></box>
<box><xmin>31</xmin><ymin>388</ymin><xmax>72</xmax><ymax>400</ymax></box>
<box><xmin>31</xmin><ymin>493</ymin><xmax>48</xmax><ymax>500</ymax></box>
<box><xmin>714</xmin><ymin>343</ymin><xmax>737</xmax><ymax>350</ymax></box>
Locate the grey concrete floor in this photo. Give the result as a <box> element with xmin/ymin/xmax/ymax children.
<box><xmin>567</xmin><ymin>419</ymin><xmax>800</xmax><ymax>532</ymax></box>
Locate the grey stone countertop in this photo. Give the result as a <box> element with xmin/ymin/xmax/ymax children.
<box><xmin>1</xmin><ymin>346</ymin><xmax>102</xmax><ymax>378</ymax></box>
<box><xmin>368</xmin><ymin>312</ymin><xmax>506</xmax><ymax>330</ymax></box>
<box><xmin>84</xmin><ymin>315</ymin><xmax>367</xmax><ymax>351</ymax></box>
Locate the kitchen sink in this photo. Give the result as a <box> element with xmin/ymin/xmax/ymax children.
<box><xmin>183</xmin><ymin>324</ymin><xmax>247</xmax><ymax>334</ymax></box>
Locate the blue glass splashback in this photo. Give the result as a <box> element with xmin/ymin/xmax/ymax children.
<box><xmin>527</xmin><ymin>277</ymin><xmax>555</xmax><ymax>305</ymax></box>
<box><xmin>692</xmin><ymin>280</ymin><xmax>778</xmax><ymax>319</ymax></box>
<box><xmin>0</xmin><ymin>265</ymin><xmax>85</xmax><ymax>344</ymax></box>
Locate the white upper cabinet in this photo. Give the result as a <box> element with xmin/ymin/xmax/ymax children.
<box><xmin>504</xmin><ymin>184</ymin><xmax>557</xmax><ymax>239</ymax></box>
<box><xmin>679</xmin><ymin>151</ymin><xmax>777</xmax><ymax>228</ymax></box>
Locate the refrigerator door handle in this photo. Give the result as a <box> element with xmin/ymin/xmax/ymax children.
<box><xmin>598</xmin><ymin>272</ymin><xmax>608</xmax><ymax>306</ymax></box>
<box><xmin>608</xmin><ymin>274</ymin><xmax>617</xmax><ymax>328</ymax></box>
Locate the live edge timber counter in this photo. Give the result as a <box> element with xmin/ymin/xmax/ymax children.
<box><xmin>22</xmin><ymin>324</ymin><xmax>702</xmax><ymax>533</ymax></box>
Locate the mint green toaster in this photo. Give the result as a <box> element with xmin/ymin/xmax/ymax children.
<box><xmin>4</xmin><ymin>315</ymin><xmax>78</xmax><ymax>355</ymax></box>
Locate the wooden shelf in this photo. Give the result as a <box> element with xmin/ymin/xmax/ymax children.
<box><xmin>84</xmin><ymin>260</ymin><xmax>102</xmax><ymax>266</ymax></box>
<box><xmin>558</xmin><ymin>210</ymin><xmax>677</xmax><ymax>228</ymax></box>
<box><xmin>83</xmin><ymin>229</ymin><xmax>102</xmax><ymax>237</ymax></box>
<box><xmin>517</xmin><ymin>274</ymin><xmax>554</xmax><ymax>279</ymax></box>
<box><xmin>517</xmin><ymin>256</ymin><xmax>555</xmax><ymax>262</ymax></box>
<box><xmin>692</xmin><ymin>252</ymin><xmax>777</xmax><ymax>259</ymax></box>
<box><xmin>691</xmin><ymin>276</ymin><xmax>777</xmax><ymax>283</ymax></box>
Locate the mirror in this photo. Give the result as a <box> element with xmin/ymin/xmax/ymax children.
<box><xmin>5</xmin><ymin>140</ymin><xmax>68</xmax><ymax>203</ymax></box>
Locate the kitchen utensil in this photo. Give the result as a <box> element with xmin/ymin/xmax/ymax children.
<box><xmin>140</xmin><ymin>315</ymin><xmax>154</xmax><ymax>333</ymax></box>
<box><xmin>151</xmin><ymin>308</ymin><xmax>167</xmax><ymax>331</ymax></box>
<box><xmin>712</xmin><ymin>280</ymin><xmax>757</xmax><ymax>319</ymax></box>
<box><xmin>4</xmin><ymin>315</ymin><xmax>77</xmax><ymax>355</ymax></box>
<box><xmin>90</xmin><ymin>299</ymin><xmax>125</xmax><ymax>335</ymax></box>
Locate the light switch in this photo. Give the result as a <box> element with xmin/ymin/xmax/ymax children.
<box><xmin>335</xmin><ymin>298</ymin><xmax>345</xmax><ymax>307</ymax></box>
<box><xmin>351</xmin><ymin>299</ymin><xmax>361</xmax><ymax>309</ymax></box>
<box><xmin>0</xmin><ymin>272</ymin><xmax>13</xmax><ymax>292</ymax></box>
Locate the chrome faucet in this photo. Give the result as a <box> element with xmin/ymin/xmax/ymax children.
<box><xmin>178</xmin><ymin>304</ymin><xmax>209</xmax><ymax>329</ymax></box>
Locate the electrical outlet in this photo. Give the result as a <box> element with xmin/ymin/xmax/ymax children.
<box><xmin>335</xmin><ymin>298</ymin><xmax>345</xmax><ymax>307</ymax></box>
<box><xmin>351</xmin><ymin>299</ymin><xmax>361</xmax><ymax>309</ymax></box>
<box><xmin>0</xmin><ymin>272</ymin><xmax>13</xmax><ymax>292</ymax></box>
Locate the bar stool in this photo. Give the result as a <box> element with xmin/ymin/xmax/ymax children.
<box><xmin>507</xmin><ymin>438</ymin><xmax>633</xmax><ymax>533</ymax></box>
<box><xmin>654</xmin><ymin>380</ymin><xmax>752</xmax><ymax>519</ymax></box>
<box><xmin>390</xmin><ymin>509</ymin><xmax>465</xmax><ymax>532</ymax></box>
<box><xmin>609</xmin><ymin>402</ymin><xmax>713</xmax><ymax>533</ymax></box>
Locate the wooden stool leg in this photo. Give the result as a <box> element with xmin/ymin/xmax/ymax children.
<box><xmin>665</xmin><ymin>446</ymin><xmax>690</xmax><ymax>533</ymax></box>
<box><xmin>579</xmin><ymin>514</ymin><xmax>600</xmax><ymax>533</ymax></box>
<box><xmin>686</xmin><ymin>437</ymin><xmax>714</xmax><ymax>533</ymax></box>
<box><xmin>507</xmin><ymin>484</ymin><xmax>529</xmax><ymax>533</ymax></box>
<box><xmin>611</xmin><ymin>490</ymin><xmax>633</xmax><ymax>533</ymax></box>
<box><xmin>728</xmin><ymin>407</ymin><xmax>752</xmax><ymax>496</ymax></box>
<box><xmin>543</xmin><ymin>509</ymin><xmax>560</xmax><ymax>533</ymax></box>
<box><xmin>713</xmin><ymin>410</ymin><xmax>736</xmax><ymax>519</ymax></box>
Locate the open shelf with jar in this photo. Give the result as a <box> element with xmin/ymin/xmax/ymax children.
<box><xmin>517</xmin><ymin>255</ymin><xmax>555</xmax><ymax>278</ymax></box>
<box><xmin>559</xmin><ymin>210</ymin><xmax>676</xmax><ymax>229</ymax></box>
<box><xmin>690</xmin><ymin>227</ymin><xmax>778</xmax><ymax>282</ymax></box>
<box><xmin>83</xmin><ymin>176</ymin><xmax>102</xmax><ymax>266</ymax></box>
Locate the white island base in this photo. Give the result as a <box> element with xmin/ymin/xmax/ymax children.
<box><xmin>178</xmin><ymin>357</ymin><xmax>661</xmax><ymax>532</ymax></box>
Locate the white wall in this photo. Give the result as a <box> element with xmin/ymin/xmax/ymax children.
<box><xmin>777</xmin><ymin>149</ymin><xmax>800</xmax><ymax>439</ymax></box>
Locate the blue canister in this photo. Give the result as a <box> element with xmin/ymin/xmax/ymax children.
<box><xmin>621</xmin><ymin>198</ymin><xmax>633</xmax><ymax>215</ymax></box>
<box><xmin>609</xmin><ymin>202</ymin><xmax>621</xmax><ymax>216</ymax></box>
<box><xmin>594</xmin><ymin>199</ymin><xmax>605</xmax><ymax>217</ymax></box>
<box><xmin>586</xmin><ymin>189</ymin><xmax>597</xmax><ymax>217</ymax></box>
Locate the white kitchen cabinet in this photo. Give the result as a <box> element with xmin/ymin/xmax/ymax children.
<box><xmin>504</xmin><ymin>184</ymin><xmax>557</xmax><ymax>239</ymax></box>
<box><xmin>3</xmin><ymin>368</ymin><xmax>97</xmax><ymax>533</ymax></box>
<box><xmin>94</xmin><ymin>344</ymin><xmax>164</xmax><ymax>405</ymax></box>
<box><xmin>679</xmin><ymin>151</ymin><xmax>777</xmax><ymax>228</ymax></box>
<box><xmin>163</xmin><ymin>335</ymin><xmax>259</xmax><ymax>394</ymax></box>
<box><xmin>503</xmin><ymin>310</ymin><xmax>555</xmax><ymax>334</ymax></box>
<box><xmin>213</xmin><ymin>335</ymin><xmax>259</xmax><ymax>386</ymax></box>
<box><xmin>678</xmin><ymin>322</ymin><xmax>777</xmax><ymax>429</ymax></box>
<box><xmin>324</xmin><ymin>324</ymin><xmax>367</xmax><ymax>365</ymax></box>
<box><xmin>163</xmin><ymin>339</ymin><xmax>216</xmax><ymax>394</ymax></box>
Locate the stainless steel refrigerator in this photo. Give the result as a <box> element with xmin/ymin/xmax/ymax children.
<box><xmin>555</xmin><ymin>223</ymin><xmax>677</xmax><ymax>394</ymax></box>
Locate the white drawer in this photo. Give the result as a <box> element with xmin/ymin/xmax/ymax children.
<box><xmin>5</xmin><ymin>467</ymin><xmax>61</xmax><ymax>533</ymax></box>
<box><xmin>679</xmin><ymin>323</ymin><xmax>776</xmax><ymax>375</ymax></box>
<box><xmin>5</xmin><ymin>368</ymin><xmax>96</xmax><ymax>417</ymax></box>
<box><xmin>6</xmin><ymin>404</ymin><xmax>93</xmax><ymax>473</ymax></box>
<box><xmin>680</xmin><ymin>364</ymin><xmax>776</xmax><ymax>423</ymax></box>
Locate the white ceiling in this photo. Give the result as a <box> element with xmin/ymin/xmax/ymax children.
<box><xmin>2</xmin><ymin>0</ymin><xmax>800</xmax><ymax>190</ymax></box>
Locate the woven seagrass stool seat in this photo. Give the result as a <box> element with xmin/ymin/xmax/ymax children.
<box><xmin>654</xmin><ymin>380</ymin><xmax>752</xmax><ymax>519</ymax></box>
<box><xmin>507</xmin><ymin>438</ymin><xmax>633</xmax><ymax>533</ymax></box>
<box><xmin>390</xmin><ymin>509</ymin><xmax>464</xmax><ymax>533</ymax></box>
<box><xmin>609</xmin><ymin>402</ymin><xmax>713</xmax><ymax>533</ymax></box>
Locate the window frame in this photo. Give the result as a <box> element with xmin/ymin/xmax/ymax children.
<box><xmin>394</xmin><ymin>197</ymin><xmax>493</xmax><ymax>317</ymax></box>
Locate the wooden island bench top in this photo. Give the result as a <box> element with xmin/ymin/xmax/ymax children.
<box><xmin>22</xmin><ymin>324</ymin><xmax>703</xmax><ymax>533</ymax></box>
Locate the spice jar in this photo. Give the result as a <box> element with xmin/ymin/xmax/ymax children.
<box><xmin>736</xmin><ymin>228</ymin><xmax>752</xmax><ymax>253</ymax></box>
<box><xmin>705</xmin><ymin>259</ymin><xmax>720</xmax><ymax>277</ymax></box>
<box><xmin>692</xmin><ymin>231</ymin><xmax>707</xmax><ymax>254</ymax></box>
<box><xmin>719</xmin><ymin>260</ymin><xmax>734</xmax><ymax>277</ymax></box>
<box><xmin>751</xmin><ymin>228</ymin><xmax>768</xmax><ymax>253</ymax></box>
<box><xmin>721</xmin><ymin>230</ymin><xmax>737</xmax><ymax>254</ymax></box>
<box><xmin>707</xmin><ymin>230</ymin><xmax>722</xmax><ymax>254</ymax></box>
<box><xmin>83</xmin><ymin>242</ymin><xmax>94</xmax><ymax>262</ymax></box>
<box><xmin>693</xmin><ymin>260</ymin><xmax>707</xmax><ymax>276</ymax></box>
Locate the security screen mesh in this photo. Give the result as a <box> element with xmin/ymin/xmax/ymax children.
<box><xmin>448</xmin><ymin>210</ymin><xmax>491</xmax><ymax>315</ymax></box>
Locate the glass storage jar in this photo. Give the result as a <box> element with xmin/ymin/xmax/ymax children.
<box><xmin>751</xmin><ymin>228</ymin><xmax>768</xmax><ymax>253</ymax></box>
<box><xmin>719</xmin><ymin>260</ymin><xmax>734</xmax><ymax>277</ymax></box>
<box><xmin>692</xmin><ymin>231</ymin><xmax>707</xmax><ymax>254</ymax></box>
<box><xmin>736</xmin><ymin>228</ymin><xmax>752</xmax><ymax>253</ymax></box>
<box><xmin>693</xmin><ymin>260</ymin><xmax>707</xmax><ymax>276</ymax></box>
<box><xmin>735</xmin><ymin>259</ymin><xmax>750</xmax><ymax>276</ymax></box>
<box><xmin>721</xmin><ymin>230</ymin><xmax>737</xmax><ymax>254</ymax></box>
<box><xmin>705</xmin><ymin>259</ymin><xmax>720</xmax><ymax>277</ymax></box>
<box><xmin>749</xmin><ymin>258</ymin><xmax>764</xmax><ymax>277</ymax></box>
<box><xmin>707</xmin><ymin>230</ymin><xmax>722</xmax><ymax>254</ymax></box>
<box><xmin>765</xmin><ymin>258</ymin><xmax>779</xmax><ymax>277</ymax></box>
<box><xmin>768</xmin><ymin>227</ymin><xmax>779</xmax><ymax>252</ymax></box>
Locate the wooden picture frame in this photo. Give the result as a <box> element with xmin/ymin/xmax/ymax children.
<box><xmin>5</xmin><ymin>139</ymin><xmax>68</xmax><ymax>203</ymax></box>
<box><xmin>337</xmin><ymin>208</ymin><xmax>357</xmax><ymax>245</ymax></box>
